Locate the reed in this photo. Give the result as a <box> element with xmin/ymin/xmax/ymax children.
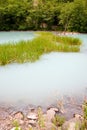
<box><xmin>0</xmin><ymin>32</ymin><xmax>82</xmax><ymax>65</ymax></box>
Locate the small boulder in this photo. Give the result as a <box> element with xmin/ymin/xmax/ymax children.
<box><xmin>27</xmin><ymin>109</ymin><xmax>38</xmax><ymax>127</ymax></box>
<box><xmin>73</xmin><ymin>114</ymin><xmax>83</xmax><ymax>120</ymax></box>
<box><xmin>28</xmin><ymin>119</ymin><xmax>37</xmax><ymax>127</ymax></box>
<box><xmin>62</xmin><ymin>117</ymin><xmax>82</xmax><ymax>130</ymax></box>
<box><xmin>49</xmin><ymin>107</ymin><xmax>59</xmax><ymax>112</ymax></box>
<box><xmin>27</xmin><ymin>113</ymin><xmax>38</xmax><ymax>120</ymax></box>
<box><xmin>13</xmin><ymin>111</ymin><xmax>24</xmax><ymax>120</ymax></box>
<box><xmin>45</xmin><ymin>107</ymin><xmax>58</xmax><ymax>122</ymax></box>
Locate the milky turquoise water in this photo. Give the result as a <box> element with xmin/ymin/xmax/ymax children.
<box><xmin>0</xmin><ymin>31</ymin><xmax>35</xmax><ymax>44</ymax></box>
<box><xmin>0</xmin><ymin>32</ymin><xmax>87</xmax><ymax>105</ymax></box>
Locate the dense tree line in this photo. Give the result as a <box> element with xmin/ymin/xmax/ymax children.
<box><xmin>0</xmin><ymin>0</ymin><xmax>87</xmax><ymax>32</ymax></box>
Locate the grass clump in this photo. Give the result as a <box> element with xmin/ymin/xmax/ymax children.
<box><xmin>12</xmin><ymin>120</ymin><xmax>22</xmax><ymax>130</ymax></box>
<box><xmin>80</xmin><ymin>101</ymin><xmax>87</xmax><ymax>130</ymax></box>
<box><xmin>37</xmin><ymin>107</ymin><xmax>45</xmax><ymax>128</ymax></box>
<box><xmin>0</xmin><ymin>32</ymin><xmax>82</xmax><ymax>65</ymax></box>
<box><xmin>56</xmin><ymin>36</ymin><xmax>81</xmax><ymax>46</ymax></box>
<box><xmin>12</xmin><ymin>120</ymin><xmax>19</xmax><ymax>127</ymax></box>
<box><xmin>52</xmin><ymin>115</ymin><xmax>65</xmax><ymax>127</ymax></box>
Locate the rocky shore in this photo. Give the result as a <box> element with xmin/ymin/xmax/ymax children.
<box><xmin>0</xmin><ymin>97</ymin><xmax>86</xmax><ymax>130</ymax></box>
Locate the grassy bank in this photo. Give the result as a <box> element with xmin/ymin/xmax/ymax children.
<box><xmin>0</xmin><ymin>32</ymin><xmax>82</xmax><ymax>65</ymax></box>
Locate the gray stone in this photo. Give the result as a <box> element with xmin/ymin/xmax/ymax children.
<box><xmin>62</xmin><ymin>117</ymin><xmax>82</xmax><ymax>130</ymax></box>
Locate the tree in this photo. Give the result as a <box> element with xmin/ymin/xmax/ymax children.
<box><xmin>59</xmin><ymin>0</ymin><xmax>87</xmax><ymax>32</ymax></box>
<box><xmin>59</xmin><ymin>2</ymin><xmax>74</xmax><ymax>31</ymax></box>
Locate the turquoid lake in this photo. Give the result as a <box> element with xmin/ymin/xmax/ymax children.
<box><xmin>0</xmin><ymin>32</ymin><xmax>87</xmax><ymax>105</ymax></box>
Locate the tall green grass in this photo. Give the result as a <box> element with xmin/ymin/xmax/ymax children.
<box><xmin>0</xmin><ymin>32</ymin><xmax>82</xmax><ymax>65</ymax></box>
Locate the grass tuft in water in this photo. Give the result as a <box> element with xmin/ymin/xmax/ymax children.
<box><xmin>0</xmin><ymin>32</ymin><xmax>82</xmax><ymax>65</ymax></box>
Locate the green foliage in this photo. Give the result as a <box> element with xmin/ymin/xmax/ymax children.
<box><xmin>80</xmin><ymin>101</ymin><xmax>87</xmax><ymax>129</ymax></box>
<box><xmin>28</xmin><ymin>128</ymin><xmax>33</xmax><ymax>130</ymax></box>
<box><xmin>0</xmin><ymin>0</ymin><xmax>87</xmax><ymax>32</ymax></box>
<box><xmin>12</xmin><ymin>120</ymin><xmax>20</xmax><ymax>127</ymax></box>
<box><xmin>59</xmin><ymin>0</ymin><xmax>87</xmax><ymax>32</ymax></box>
<box><xmin>52</xmin><ymin>114</ymin><xmax>65</xmax><ymax>127</ymax></box>
<box><xmin>56</xmin><ymin>36</ymin><xmax>81</xmax><ymax>45</ymax></box>
<box><xmin>37</xmin><ymin>107</ymin><xmax>45</xmax><ymax>128</ymax></box>
<box><xmin>14</xmin><ymin>127</ymin><xmax>22</xmax><ymax>130</ymax></box>
<box><xmin>0</xmin><ymin>32</ymin><xmax>81</xmax><ymax>65</ymax></box>
<box><xmin>83</xmin><ymin>102</ymin><xmax>87</xmax><ymax>120</ymax></box>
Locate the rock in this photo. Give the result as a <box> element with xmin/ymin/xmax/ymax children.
<box><xmin>45</xmin><ymin>108</ymin><xmax>56</xmax><ymax>122</ymax></box>
<box><xmin>62</xmin><ymin>117</ymin><xmax>82</xmax><ymax>130</ymax></box>
<box><xmin>48</xmin><ymin>107</ymin><xmax>59</xmax><ymax>112</ymax></box>
<box><xmin>28</xmin><ymin>119</ymin><xmax>37</xmax><ymax>127</ymax></box>
<box><xmin>13</xmin><ymin>111</ymin><xmax>24</xmax><ymax>120</ymax></box>
<box><xmin>27</xmin><ymin>113</ymin><xmax>38</xmax><ymax>120</ymax></box>
<box><xmin>27</xmin><ymin>109</ymin><xmax>38</xmax><ymax>127</ymax></box>
<box><xmin>73</xmin><ymin>114</ymin><xmax>83</xmax><ymax>120</ymax></box>
<box><xmin>66</xmin><ymin>122</ymin><xmax>76</xmax><ymax>130</ymax></box>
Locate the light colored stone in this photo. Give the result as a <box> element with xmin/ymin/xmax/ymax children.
<box><xmin>49</xmin><ymin>107</ymin><xmax>59</xmax><ymax>112</ymax></box>
<box><xmin>68</xmin><ymin>122</ymin><xmax>76</xmax><ymax>130</ymax></box>
<box><xmin>13</xmin><ymin>111</ymin><xmax>24</xmax><ymax>120</ymax></box>
<box><xmin>27</xmin><ymin>112</ymin><xmax>38</xmax><ymax>120</ymax></box>
<box><xmin>45</xmin><ymin>122</ymin><xmax>57</xmax><ymax>130</ymax></box>
<box><xmin>28</xmin><ymin>119</ymin><xmax>37</xmax><ymax>127</ymax></box>
<box><xmin>46</xmin><ymin>109</ymin><xmax>56</xmax><ymax>122</ymax></box>
<box><xmin>74</xmin><ymin>114</ymin><xmax>83</xmax><ymax>120</ymax></box>
<box><xmin>62</xmin><ymin>118</ymin><xmax>81</xmax><ymax>130</ymax></box>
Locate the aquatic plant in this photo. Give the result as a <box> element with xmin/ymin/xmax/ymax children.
<box><xmin>12</xmin><ymin>120</ymin><xmax>20</xmax><ymax>127</ymax></box>
<box><xmin>12</xmin><ymin>120</ymin><xmax>22</xmax><ymax>130</ymax></box>
<box><xmin>80</xmin><ymin>101</ymin><xmax>87</xmax><ymax>129</ymax></box>
<box><xmin>0</xmin><ymin>32</ymin><xmax>82</xmax><ymax>65</ymax></box>
<box><xmin>52</xmin><ymin>115</ymin><xmax>65</xmax><ymax>127</ymax></box>
<box><xmin>37</xmin><ymin>107</ymin><xmax>45</xmax><ymax>128</ymax></box>
<box><xmin>56</xmin><ymin>36</ymin><xmax>81</xmax><ymax>45</ymax></box>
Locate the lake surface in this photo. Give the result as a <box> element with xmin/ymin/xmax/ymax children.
<box><xmin>0</xmin><ymin>31</ymin><xmax>35</xmax><ymax>44</ymax></box>
<box><xmin>0</xmin><ymin>32</ymin><xmax>87</xmax><ymax>106</ymax></box>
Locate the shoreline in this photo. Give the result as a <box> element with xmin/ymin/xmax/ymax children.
<box><xmin>0</xmin><ymin>30</ymin><xmax>86</xmax><ymax>34</ymax></box>
<box><xmin>0</xmin><ymin>95</ymin><xmax>84</xmax><ymax>119</ymax></box>
<box><xmin>0</xmin><ymin>98</ymin><xmax>84</xmax><ymax>130</ymax></box>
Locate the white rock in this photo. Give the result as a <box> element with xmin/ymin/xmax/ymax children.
<box><xmin>28</xmin><ymin>120</ymin><xmax>36</xmax><ymax>125</ymax></box>
<box><xmin>27</xmin><ymin>112</ymin><xmax>38</xmax><ymax>120</ymax></box>
<box><xmin>49</xmin><ymin>107</ymin><xmax>59</xmax><ymax>112</ymax></box>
